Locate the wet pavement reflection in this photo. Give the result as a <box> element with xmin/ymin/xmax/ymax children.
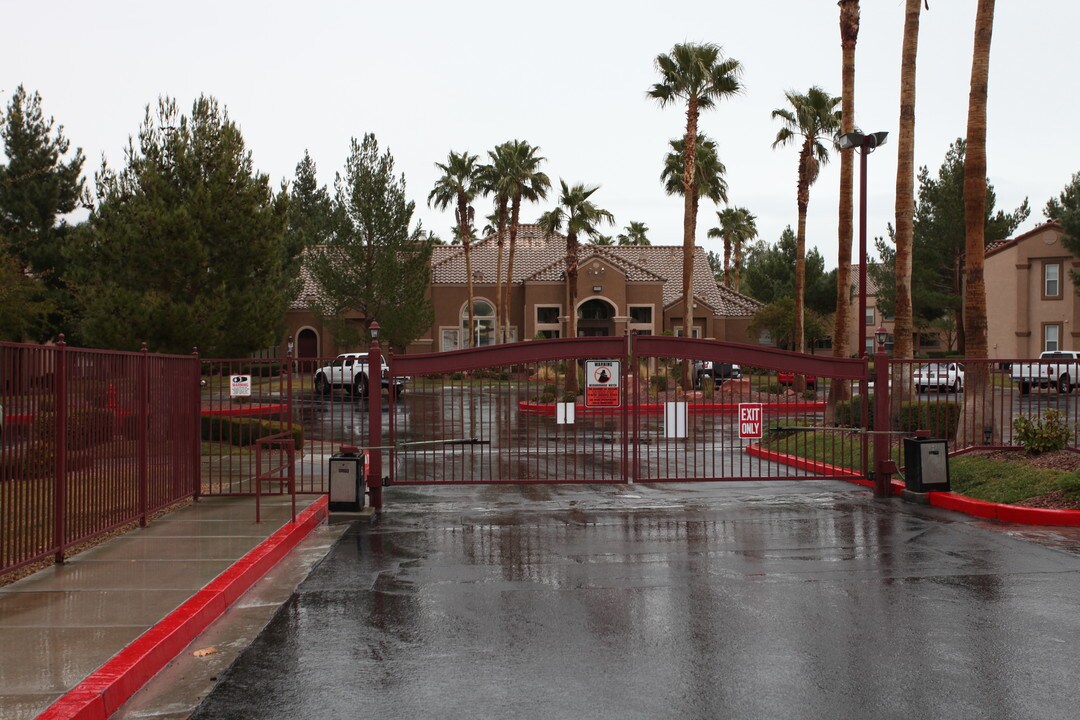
<box><xmin>193</xmin><ymin>483</ymin><xmax>1080</xmax><ymax>719</ymax></box>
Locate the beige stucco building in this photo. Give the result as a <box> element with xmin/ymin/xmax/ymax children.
<box><xmin>984</xmin><ymin>221</ymin><xmax>1074</xmax><ymax>358</ymax></box>
<box><xmin>285</xmin><ymin>225</ymin><xmax>765</xmax><ymax>361</ymax></box>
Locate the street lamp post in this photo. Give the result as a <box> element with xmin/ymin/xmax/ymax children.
<box><xmin>839</xmin><ymin>130</ymin><xmax>888</xmax><ymax>358</ymax></box>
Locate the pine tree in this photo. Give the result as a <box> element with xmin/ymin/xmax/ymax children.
<box><xmin>306</xmin><ymin>134</ymin><xmax>433</xmax><ymax>350</ymax></box>
<box><xmin>0</xmin><ymin>85</ymin><xmax>86</xmax><ymax>338</ymax></box>
<box><xmin>76</xmin><ymin>96</ymin><xmax>295</xmax><ymax>356</ymax></box>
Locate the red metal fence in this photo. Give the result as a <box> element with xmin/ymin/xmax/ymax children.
<box><xmin>1</xmin><ymin>339</ymin><xmax>200</xmax><ymax>578</ymax></box>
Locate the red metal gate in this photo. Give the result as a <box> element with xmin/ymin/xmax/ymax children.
<box><xmin>385</xmin><ymin>336</ymin><xmax>871</xmax><ymax>486</ymax></box>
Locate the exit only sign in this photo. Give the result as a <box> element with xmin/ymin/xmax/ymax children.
<box><xmin>738</xmin><ymin>403</ymin><xmax>762</xmax><ymax>439</ymax></box>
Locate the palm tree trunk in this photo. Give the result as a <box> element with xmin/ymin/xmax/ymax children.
<box><xmin>733</xmin><ymin>238</ymin><xmax>743</xmax><ymax>293</ymax></box>
<box><xmin>681</xmin><ymin>99</ymin><xmax>699</xmax><ymax>390</ymax></box>
<box><xmin>565</xmin><ymin>231</ymin><xmax>580</xmax><ymax>395</ymax></box>
<box><xmin>958</xmin><ymin>0</ymin><xmax>996</xmax><ymax>447</ymax></box>
<box><xmin>893</xmin><ymin>0</ymin><xmax>921</xmax><ymax>364</ymax></box>
<box><xmin>456</xmin><ymin>201</ymin><xmax>476</xmax><ymax>349</ymax></box>
<box><xmin>504</xmin><ymin>196</ymin><xmax>521</xmax><ymax>343</ymax></box>
<box><xmin>829</xmin><ymin>0</ymin><xmax>859</xmax><ymax>420</ymax></box>
<box><xmin>723</xmin><ymin>236</ymin><xmax>732</xmax><ymax>287</ymax></box>
<box><xmin>493</xmin><ymin>200</ymin><xmax>508</xmax><ymax>344</ymax></box>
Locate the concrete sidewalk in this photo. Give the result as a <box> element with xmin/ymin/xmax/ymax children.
<box><xmin>0</xmin><ymin>493</ymin><xmax>332</xmax><ymax>720</ymax></box>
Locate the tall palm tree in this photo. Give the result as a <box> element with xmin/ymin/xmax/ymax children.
<box><xmin>707</xmin><ymin>206</ymin><xmax>757</xmax><ymax>292</ymax></box>
<box><xmin>829</xmin><ymin>0</ymin><xmax>860</xmax><ymax>416</ymax></box>
<box><xmin>478</xmin><ymin>150</ymin><xmax>512</xmax><ymax>343</ymax></box>
<box><xmin>428</xmin><ymin>151</ymin><xmax>481</xmax><ymax>347</ymax></box>
<box><xmin>960</xmin><ymin>0</ymin><xmax>996</xmax><ymax>444</ymax></box>
<box><xmin>539</xmin><ymin>181</ymin><xmax>614</xmax><ymax>395</ymax></box>
<box><xmin>730</xmin><ymin>208</ymin><xmax>757</xmax><ymax>294</ymax></box>
<box><xmin>589</xmin><ymin>234</ymin><xmax>615</xmax><ymax>246</ymax></box>
<box><xmin>648</xmin><ymin>42</ymin><xmax>742</xmax><ymax>389</ymax></box>
<box><xmin>617</xmin><ymin>221</ymin><xmax>651</xmax><ymax>246</ymax></box>
<box><xmin>771</xmin><ymin>87</ymin><xmax>841</xmax><ymax>371</ymax></box>
<box><xmin>494</xmin><ymin>140</ymin><xmax>550</xmax><ymax>344</ymax></box>
<box><xmin>893</xmin><ymin>0</ymin><xmax>924</xmax><ymax>364</ymax></box>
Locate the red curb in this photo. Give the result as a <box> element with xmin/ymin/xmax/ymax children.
<box><xmin>38</xmin><ymin>495</ymin><xmax>329</xmax><ymax>720</ymax></box>
<box><xmin>747</xmin><ymin>444</ymin><xmax>1080</xmax><ymax>526</ymax></box>
<box><xmin>200</xmin><ymin>403</ymin><xmax>288</xmax><ymax>418</ymax></box>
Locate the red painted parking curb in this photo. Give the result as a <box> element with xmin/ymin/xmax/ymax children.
<box><xmin>38</xmin><ymin>495</ymin><xmax>329</xmax><ymax>720</ymax></box>
<box><xmin>747</xmin><ymin>444</ymin><xmax>1080</xmax><ymax>526</ymax></box>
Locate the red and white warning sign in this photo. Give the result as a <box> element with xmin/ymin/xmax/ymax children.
<box><xmin>585</xmin><ymin>360</ymin><xmax>621</xmax><ymax>408</ymax></box>
<box><xmin>738</xmin><ymin>402</ymin><xmax>763</xmax><ymax>439</ymax></box>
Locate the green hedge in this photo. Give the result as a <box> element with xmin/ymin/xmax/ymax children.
<box><xmin>34</xmin><ymin>407</ymin><xmax>115</xmax><ymax>451</ymax></box>
<box><xmin>200</xmin><ymin>416</ymin><xmax>303</xmax><ymax>450</ymax></box>
<box><xmin>835</xmin><ymin>396</ymin><xmax>960</xmax><ymax>438</ymax></box>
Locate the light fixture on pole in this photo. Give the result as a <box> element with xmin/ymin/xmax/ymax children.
<box><xmin>875</xmin><ymin>324</ymin><xmax>888</xmax><ymax>352</ymax></box>
<box><xmin>839</xmin><ymin>130</ymin><xmax>888</xmax><ymax>358</ymax></box>
<box><xmin>369</xmin><ymin>321</ymin><xmax>380</xmax><ymax>341</ymax></box>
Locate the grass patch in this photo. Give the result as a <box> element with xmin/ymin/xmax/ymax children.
<box><xmin>949</xmin><ymin>456</ymin><xmax>1080</xmax><ymax>505</ymax></box>
<box><xmin>759</xmin><ymin>429</ymin><xmax>875</xmax><ymax>471</ymax></box>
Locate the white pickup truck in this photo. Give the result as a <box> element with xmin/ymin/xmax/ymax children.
<box><xmin>1010</xmin><ymin>350</ymin><xmax>1080</xmax><ymax>394</ymax></box>
<box><xmin>313</xmin><ymin>353</ymin><xmax>406</xmax><ymax>397</ymax></box>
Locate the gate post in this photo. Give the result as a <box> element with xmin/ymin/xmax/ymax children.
<box><xmin>138</xmin><ymin>342</ymin><xmax>149</xmax><ymax>527</ymax></box>
<box><xmin>192</xmin><ymin>347</ymin><xmax>201</xmax><ymax>501</ymax></box>
<box><xmin>873</xmin><ymin>338</ymin><xmax>892</xmax><ymax>499</ymax></box>
<box><xmin>367</xmin><ymin>322</ymin><xmax>382</xmax><ymax>512</ymax></box>
<box><xmin>53</xmin><ymin>335</ymin><xmax>67</xmax><ymax>563</ymax></box>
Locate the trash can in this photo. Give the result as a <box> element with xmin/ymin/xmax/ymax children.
<box><xmin>903</xmin><ymin>437</ymin><xmax>950</xmax><ymax>492</ymax></box>
<box><xmin>329</xmin><ymin>445</ymin><xmax>366</xmax><ymax>512</ymax></box>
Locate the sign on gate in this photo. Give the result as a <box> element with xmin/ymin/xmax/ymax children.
<box><xmin>585</xmin><ymin>360</ymin><xmax>621</xmax><ymax>408</ymax></box>
<box><xmin>230</xmin><ymin>374</ymin><xmax>252</xmax><ymax>397</ymax></box>
<box><xmin>738</xmin><ymin>402</ymin><xmax>762</xmax><ymax>439</ymax></box>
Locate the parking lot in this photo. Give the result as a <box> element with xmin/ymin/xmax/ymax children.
<box><xmin>189</xmin><ymin>482</ymin><xmax>1080</xmax><ymax>719</ymax></box>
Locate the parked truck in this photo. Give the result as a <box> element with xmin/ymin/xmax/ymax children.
<box><xmin>1009</xmin><ymin>350</ymin><xmax>1080</xmax><ymax>394</ymax></box>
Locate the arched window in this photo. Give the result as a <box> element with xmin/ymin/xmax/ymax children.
<box><xmin>461</xmin><ymin>299</ymin><xmax>497</xmax><ymax>347</ymax></box>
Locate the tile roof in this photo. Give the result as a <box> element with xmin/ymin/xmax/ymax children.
<box><xmin>299</xmin><ymin>224</ymin><xmax>764</xmax><ymax>318</ymax></box>
<box><xmin>849</xmin><ymin>264</ymin><xmax>881</xmax><ymax>295</ymax></box>
<box><xmin>984</xmin><ymin>221</ymin><xmax>1064</xmax><ymax>258</ymax></box>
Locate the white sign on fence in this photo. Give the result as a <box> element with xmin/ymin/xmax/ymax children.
<box><xmin>664</xmin><ymin>401</ymin><xmax>688</xmax><ymax>439</ymax></box>
<box><xmin>230</xmin><ymin>374</ymin><xmax>252</xmax><ymax>398</ymax></box>
<box><xmin>738</xmin><ymin>403</ymin><xmax>763</xmax><ymax>439</ymax></box>
<box><xmin>556</xmin><ymin>401</ymin><xmax>576</xmax><ymax>425</ymax></box>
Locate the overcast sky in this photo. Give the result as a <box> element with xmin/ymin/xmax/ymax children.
<box><xmin>4</xmin><ymin>1</ymin><xmax>1077</xmax><ymax>268</ymax></box>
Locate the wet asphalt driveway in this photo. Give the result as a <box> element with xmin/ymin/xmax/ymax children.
<box><xmin>192</xmin><ymin>482</ymin><xmax>1080</xmax><ymax>719</ymax></box>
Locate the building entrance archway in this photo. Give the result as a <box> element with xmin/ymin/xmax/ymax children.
<box><xmin>577</xmin><ymin>298</ymin><xmax>616</xmax><ymax>337</ymax></box>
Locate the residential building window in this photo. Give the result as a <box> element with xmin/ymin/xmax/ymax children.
<box><xmin>1044</xmin><ymin>261</ymin><xmax>1062</xmax><ymax>299</ymax></box>
<box><xmin>440</xmin><ymin>328</ymin><xmax>460</xmax><ymax>352</ymax></box>
<box><xmin>1044</xmin><ymin>323</ymin><xmax>1062</xmax><ymax>352</ymax></box>
<box><xmin>865</xmin><ymin>307</ymin><xmax>875</xmax><ymax>325</ymax></box>
<box><xmin>628</xmin><ymin>304</ymin><xmax>654</xmax><ymax>336</ymax></box>
<box><xmin>461</xmin><ymin>299</ymin><xmax>496</xmax><ymax>347</ymax></box>
<box><xmin>675</xmin><ymin>326</ymin><xmax>702</xmax><ymax>339</ymax></box>
<box><xmin>535</xmin><ymin>305</ymin><xmax>561</xmax><ymax>339</ymax></box>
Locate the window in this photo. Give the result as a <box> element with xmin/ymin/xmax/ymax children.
<box><xmin>1044</xmin><ymin>323</ymin><xmax>1062</xmax><ymax>352</ymax></box>
<box><xmin>865</xmin><ymin>307</ymin><xmax>875</xmax><ymax>325</ymax></box>
<box><xmin>1044</xmin><ymin>261</ymin><xmax>1062</xmax><ymax>299</ymax></box>
<box><xmin>440</xmin><ymin>328</ymin><xmax>460</xmax><ymax>352</ymax></box>
<box><xmin>535</xmin><ymin>305</ymin><xmax>561</xmax><ymax>339</ymax></box>
<box><xmin>629</xmin><ymin>306</ymin><xmax>652</xmax><ymax>324</ymax></box>
<box><xmin>461</xmin><ymin>299</ymin><xmax>497</xmax><ymax>347</ymax></box>
<box><xmin>675</xmin><ymin>326</ymin><xmax>702</xmax><ymax>339</ymax></box>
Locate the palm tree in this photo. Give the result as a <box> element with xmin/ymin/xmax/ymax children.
<box><xmin>829</xmin><ymin>0</ymin><xmax>860</xmax><ymax>417</ymax></box>
<box><xmin>590</xmin><ymin>234</ymin><xmax>615</xmax><ymax>246</ymax></box>
<box><xmin>478</xmin><ymin>150</ymin><xmax>512</xmax><ymax>342</ymax></box>
<box><xmin>771</xmin><ymin>87</ymin><xmax>841</xmax><ymax>372</ymax></box>
<box><xmin>893</xmin><ymin>0</ymin><xmax>925</xmax><ymax>364</ymax></box>
<box><xmin>617</xmin><ymin>221</ymin><xmax>651</xmax><ymax>246</ymax></box>
<box><xmin>428</xmin><ymin>151</ymin><xmax>481</xmax><ymax>347</ymax></box>
<box><xmin>496</xmin><ymin>140</ymin><xmax>549</xmax><ymax>344</ymax></box>
<box><xmin>959</xmin><ymin>0</ymin><xmax>996</xmax><ymax>444</ymax></box>
<box><xmin>706</xmin><ymin>206</ymin><xmax>757</xmax><ymax>292</ymax></box>
<box><xmin>648</xmin><ymin>42</ymin><xmax>742</xmax><ymax>389</ymax></box>
<box><xmin>539</xmin><ymin>181</ymin><xmax>614</xmax><ymax>394</ymax></box>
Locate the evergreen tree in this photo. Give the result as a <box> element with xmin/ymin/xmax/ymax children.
<box><xmin>870</xmin><ymin>139</ymin><xmax>1028</xmax><ymax>351</ymax></box>
<box><xmin>76</xmin><ymin>96</ymin><xmax>295</xmax><ymax>356</ymax></box>
<box><xmin>307</xmin><ymin>134</ymin><xmax>433</xmax><ymax>350</ymax></box>
<box><xmin>1047</xmin><ymin>172</ymin><xmax>1080</xmax><ymax>289</ymax></box>
<box><xmin>0</xmin><ymin>85</ymin><xmax>86</xmax><ymax>338</ymax></box>
<box><xmin>741</xmin><ymin>226</ymin><xmax>835</xmax><ymax>316</ymax></box>
<box><xmin>287</xmin><ymin>150</ymin><xmax>334</xmax><ymax>255</ymax></box>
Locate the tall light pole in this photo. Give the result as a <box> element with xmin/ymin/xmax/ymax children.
<box><xmin>839</xmin><ymin>130</ymin><xmax>888</xmax><ymax>357</ymax></box>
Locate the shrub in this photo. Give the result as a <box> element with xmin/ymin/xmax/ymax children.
<box><xmin>34</xmin><ymin>407</ymin><xmax>115</xmax><ymax>450</ymax></box>
<box><xmin>701</xmin><ymin>376</ymin><xmax>715</xmax><ymax>400</ymax></box>
<box><xmin>200</xmin><ymin>416</ymin><xmax>304</xmax><ymax>450</ymax></box>
<box><xmin>835</xmin><ymin>395</ymin><xmax>873</xmax><ymax>428</ymax></box>
<box><xmin>1014</xmin><ymin>409</ymin><xmax>1072</xmax><ymax>454</ymax></box>
<box><xmin>0</xmin><ymin>442</ymin><xmax>55</xmax><ymax>480</ymax></box>
<box><xmin>534</xmin><ymin>366</ymin><xmax>558</xmax><ymax>383</ymax></box>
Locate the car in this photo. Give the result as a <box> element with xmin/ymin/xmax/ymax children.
<box><xmin>694</xmin><ymin>360</ymin><xmax>741</xmax><ymax>387</ymax></box>
<box><xmin>313</xmin><ymin>353</ymin><xmax>407</xmax><ymax>397</ymax></box>
<box><xmin>914</xmin><ymin>362</ymin><xmax>964</xmax><ymax>393</ymax></box>
<box><xmin>777</xmin><ymin>371</ymin><xmax>816</xmax><ymax>388</ymax></box>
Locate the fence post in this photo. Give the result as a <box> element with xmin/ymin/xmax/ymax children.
<box><xmin>623</xmin><ymin>330</ymin><xmax>631</xmax><ymax>485</ymax></box>
<box><xmin>192</xmin><ymin>347</ymin><xmax>201</xmax><ymax>501</ymax></box>
<box><xmin>138</xmin><ymin>342</ymin><xmax>149</xmax><ymax>527</ymax></box>
<box><xmin>368</xmin><ymin>322</ymin><xmax>382</xmax><ymax>512</ymax></box>
<box><xmin>873</xmin><ymin>342</ymin><xmax>892</xmax><ymax>499</ymax></box>
<box><xmin>286</xmin><ymin>337</ymin><xmax>294</xmax><ymax>492</ymax></box>
<box><xmin>53</xmin><ymin>335</ymin><xmax>67</xmax><ymax>563</ymax></box>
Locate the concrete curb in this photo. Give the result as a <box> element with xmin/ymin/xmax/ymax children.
<box><xmin>38</xmin><ymin>495</ymin><xmax>329</xmax><ymax>720</ymax></box>
<box><xmin>746</xmin><ymin>444</ymin><xmax>1080</xmax><ymax>527</ymax></box>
